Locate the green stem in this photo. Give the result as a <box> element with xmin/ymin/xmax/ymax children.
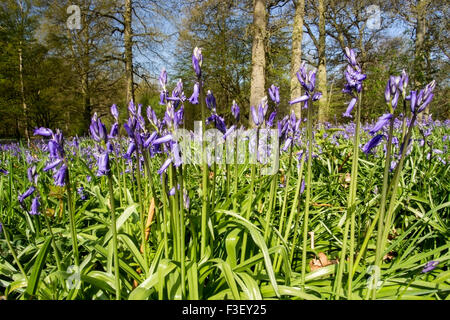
<box><xmin>43</xmin><ymin>214</ymin><xmax>62</xmax><ymax>272</ymax></box>
<box><xmin>65</xmin><ymin>169</ymin><xmax>79</xmax><ymax>267</ymax></box>
<box><xmin>134</xmin><ymin>144</ymin><xmax>148</xmax><ymax>270</ymax></box>
<box><xmin>240</xmin><ymin>162</ymin><xmax>256</xmax><ymax>262</ymax></box>
<box><xmin>199</xmin><ymin>79</ymin><xmax>209</xmax><ymax>258</ymax></box>
<box><xmin>0</xmin><ymin>215</ymin><xmax>28</xmax><ymax>280</ymax></box>
<box><xmin>301</xmin><ymin>99</ymin><xmax>314</xmax><ymax>287</ymax></box>
<box><xmin>373</xmin><ymin>117</ymin><xmax>395</xmax><ymax>267</ymax></box>
<box><xmin>178</xmin><ymin>166</ymin><xmax>186</xmax><ymax>298</ymax></box>
<box><xmin>289</xmin><ymin>153</ymin><xmax>307</xmax><ymax>266</ymax></box>
<box><xmin>347</xmin><ymin>92</ymin><xmax>362</xmax><ymax>297</ymax></box>
<box><xmin>161</xmin><ymin>171</ymin><xmax>169</xmax><ymax>259</ymax></box>
<box><xmin>107</xmin><ymin>175</ymin><xmax>121</xmax><ymax>300</ymax></box>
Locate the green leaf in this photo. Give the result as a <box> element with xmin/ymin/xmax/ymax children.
<box><xmin>24</xmin><ymin>237</ymin><xmax>52</xmax><ymax>298</ymax></box>
<box><xmin>217</xmin><ymin>209</ymin><xmax>280</xmax><ymax>297</ymax></box>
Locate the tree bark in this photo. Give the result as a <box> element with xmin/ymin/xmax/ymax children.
<box><xmin>124</xmin><ymin>0</ymin><xmax>135</xmax><ymax>106</ymax></box>
<box><xmin>317</xmin><ymin>0</ymin><xmax>328</xmax><ymax>123</ymax></box>
<box><xmin>249</xmin><ymin>0</ymin><xmax>267</xmax><ymax>127</ymax></box>
<box><xmin>289</xmin><ymin>0</ymin><xmax>305</xmax><ymax>119</ymax></box>
<box><xmin>18</xmin><ymin>43</ymin><xmax>29</xmax><ymax>143</ymax></box>
<box><xmin>81</xmin><ymin>74</ymin><xmax>91</xmax><ymax>135</ymax></box>
<box><xmin>414</xmin><ymin>0</ymin><xmax>428</xmax><ymax>122</ymax></box>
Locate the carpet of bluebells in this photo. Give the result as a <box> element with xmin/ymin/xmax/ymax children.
<box><xmin>0</xmin><ymin>48</ymin><xmax>449</xmax><ymax>300</ymax></box>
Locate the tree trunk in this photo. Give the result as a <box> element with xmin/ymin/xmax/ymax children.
<box><xmin>249</xmin><ymin>0</ymin><xmax>267</xmax><ymax>127</ymax></box>
<box><xmin>414</xmin><ymin>0</ymin><xmax>428</xmax><ymax>122</ymax></box>
<box><xmin>124</xmin><ymin>0</ymin><xmax>135</xmax><ymax>107</ymax></box>
<box><xmin>317</xmin><ymin>0</ymin><xmax>328</xmax><ymax>123</ymax></box>
<box><xmin>18</xmin><ymin>42</ymin><xmax>29</xmax><ymax>143</ymax></box>
<box><xmin>81</xmin><ymin>74</ymin><xmax>91</xmax><ymax>135</ymax></box>
<box><xmin>289</xmin><ymin>0</ymin><xmax>305</xmax><ymax>119</ymax></box>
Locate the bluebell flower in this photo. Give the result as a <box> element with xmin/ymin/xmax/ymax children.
<box><xmin>362</xmin><ymin>134</ymin><xmax>384</xmax><ymax>154</ymax></box>
<box><xmin>30</xmin><ymin>197</ymin><xmax>40</xmax><ymax>215</ymax></box>
<box><xmin>422</xmin><ymin>261</ymin><xmax>439</xmax><ymax>273</ymax></box>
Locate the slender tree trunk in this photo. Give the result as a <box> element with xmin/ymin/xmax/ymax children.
<box><xmin>124</xmin><ymin>0</ymin><xmax>135</xmax><ymax>106</ymax></box>
<box><xmin>317</xmin><ymin>0</ymin><xmax>328</xmax><ymax>123</ymax></box>
<box><xmin>414</xmin><ymin>0</ymin><xmax>428</xmax><ymax>122</ymax></box>
<box><xmin>18</xmin><ymin>42</ymin><xmax>29</xmax><ymax>143</ymax></box>
<box><xmin>81</xmin><ymin>74</ymin><xmax>91</xmax><ymax>135</ymax></box>
<box><xmin>250</xmin><ymin>0</ymin><xmax>267</xmax><ymax>127</ymax></box>
<box><xmin>289</xmin><ymin>0</ymin><xmax>305</xmax><ymax>119</ymax></box>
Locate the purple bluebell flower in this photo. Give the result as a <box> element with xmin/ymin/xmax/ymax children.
<box><xmin>231</xmin><ymin>100</ymin><xmax>240</xmax><ymax>121</ymax></box>
<box><xmin>300</xmin><ymin>180</ymin><xmax>305</xmax><ymax>194</ymax></box>
<box><xmin>147</xmin><ymin>107</ymin><xmax>159</xmax><ymax>129</ymax></box>
<box><xmin>77</xmin><ymin>187</ymin><xmax>87</xmax><ymax>200</ymax></box>
<box><xmin>183</xmin><ymin>190</ymin><xmax>190</xmax><ymax>210</ymax></box>
<box><xmin>192</xmin><ymin>47</ymin><xmax>203</xmax><ymax>78</ymax></box>
<box><xmin>90</xmin><ymin>115</ymin><xmax>108</xmax><ymax>143</ymax></box>
<box><xmin>30</xmin><ymin>197</ymin><xmax>40</xmax><ymax>215</ymax></box>
<box><xmin>124</xmin><ymin>118</ymin><xmax>136</xmax><ymax>139</ymax></box>
<box><xmin>109</xmin><ymin>123</ymin><xmax>119</xmax><ymax>139</ymax></box>
<box><xmin>125</xmin><ymin>142</ymin><xmax>136</xmax><ymax>159</ymax></box>
<box><xmin>0</xmin><ymin>222</ymin><xmax>2</xmax><ymax>234</ymax></box>
<box><xmin>160</xmin><ymin>90</ymin><xmax>167</xmax><ymax>105</ymax></box>
<box><xmin>250</xmin><ymin>105</ymin><xmax>260</xmax><ymax>126</ymax></box>
<box><xmin>344</xmin><ymin>47</ymin><xmax>357</xmax><ymax>66</ymax></box>
<box><xmin>96</xmin><ymin>152</ymin><xmax>110</xmax><ymax>177</ymax></box>
<box><xmin>422</xmin><ymin>261</ymin><xmax>439</xmax><ymax>273</ymax></box>
<box><xmin>223</xmin><ymin>125</ymin><xmax>236</xmax><ymax>140</ymax></box>
<box><xmin>19</xmin><ymin>186</ymin><xmax>35</xmax><ymax>204</ymax></box>
<box><xmin>343</xmin><ymin>97</ymin><xmax>357</xmax><ymax>118</ymax></box>
<box><xmin>408</xmin><ymin>80</ymin><xmax>436</xmax><ymax>114</ymax></box>
<box><xmin>268</xmin><ymin>84</ymin><xmax>280</xmax><ymax>105</ymax></box>
<box><xmin>291</xmin><ymin>62</ymin><xmax>322</xmax><ymax>107</ymax></box>
<box><xmin>159</xmin><ymin>68</ymin><xmax>167</xmax><ymax>90</ymax></box>
<box><xmin>153</xmin><ymin>134</ymin><xmax>173</xmax><ymax>146</ymax></box>
<box><xmin>362</xmin><ymin>134</ymin><xmax>384</xmax><ymax>154</ymax></box>
<box><xmin>267</xmin><ymin>111</ymin><xmax>277</xmax><ymax>128</ymax></box>
<box><xmin>128</xmin><ymin>101</ymin><xmax>137</xmax><ymax>116</ymax></box>
<box><xmin>399</xmin><ymin>69</ymin><xmax>409</xmax><ymax>96</ymax></box>
<box><xmin>289</xmin><ymin>95</ymin><xmax>309</xmax><ymax>105</ymax></box>
<box><xmin>370</xmin><ymin>113</ymin><xmax>393</xmax><ymax>135</ymax></box>
<box><xmin>111</xmin><ymin>104</ymin><xmax>119</xmax><ymax>121</ymax></box>
<box><xmin>143</xmin><ymin>131</ymin><xmax>158</xmax><ymax>148</ymax></box>
<box><xmin>33</xmin><ymin>127</ymin><xmax>53</xmax><ymax>137</ymax></box>
<box><xmin>0</xmin><ymin>168</ymin><xmax>8</xmax><ymax>175</ymax></box>
<box><xmin>53</xmin><ymin>164</ymin><xmax>68</xmax><ymax>186</ymax></box>
<box><xmin>44</xmin><ymin>159</ymin><xmax>63</xmax><ymax>172</ymax></box>
<box><xmin>207</xmin><ymin>114</ymin><xmax>227</xmax><ymax>134</ymax></box>
<box><xmin>188</xmin><ymin>82</ymin><xmax>200</xmax><ymax>104</ymax></box>
<box><xmin>172</xmin><ymin>142</ymin><xmax>182</xmax><ymax>167</ymax></box>
<box><xmin>312</xmin><ymin>92</ymin><xmax>322</xmax><ymax>101</ymax></box>
<box><xmin>158</xmin><ymin>157</ymin><xmax>173</xmax><ymax>175</ymax></box>
<box><xmin>205</xmin><ymin>90</ymin><xmax>217</xmax><ymax>111</ymax></box>
<box><xmin>296</xmin><ymin>62</ymin><xmax>317</xmax><ymax>92</ymax></box>
<box><xmin>27</xmin><ymin>166</ymin><xmax>38</xmax><ymax>184</ymax></box>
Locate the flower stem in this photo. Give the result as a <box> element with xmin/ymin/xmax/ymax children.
<box><xmin>107</xmin><ymin>175</ymin><xmax>121</xmax><ymax>300</ymax></box>
<box><xmin>301</xmin><ymin>99</ymin><xmax>314</xmax><ymax>287</ymax></box>
<box><xmin>65</xmin><ymin>169</ymin><xmax>79</xmax><ymax>267</ymax></box>
<box><xmin>199</xmin><ymin>79</ymin><xmax>209</xmax><ymax>258</ymax></box>
<box><xmin>347</xmin><ymin>92</ymin><xmax>362</xmax><ymax>297</ymax></box>
<box><xmin>0</xmin><ymin>215</ymin><xmax>28</xmax><ymax>280</ymax></box>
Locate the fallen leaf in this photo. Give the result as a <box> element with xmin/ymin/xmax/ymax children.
<box><xmin>309</xmin><ymin>252</ymin><xmax>338</xmax><ymax>271</ymax></box>
<box><xmin>383</xmin><ymin>251</ymin><xmax>397</xmax><ymax>262</ymax></box>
